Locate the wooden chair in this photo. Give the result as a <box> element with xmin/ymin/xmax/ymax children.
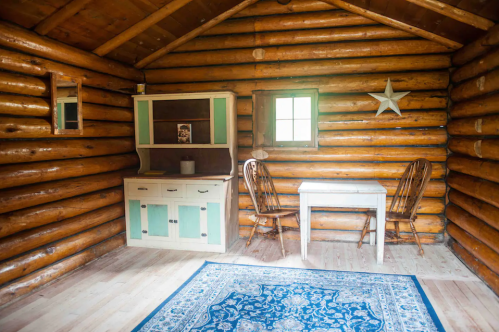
<box><xmin>358</xmin><ymin>158</ymin><xmax>432</xmax><ymax>256</ymax></box>
<box><xmin>243</xmin><ymin>159</ymin><xmax>300</xmax><ymax>257</ymax></box>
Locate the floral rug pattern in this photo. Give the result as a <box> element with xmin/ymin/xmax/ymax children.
<box><xmin>133</xmin><ymin>262</ymin><xmax>444</xmax><ymax>332</ymax></box>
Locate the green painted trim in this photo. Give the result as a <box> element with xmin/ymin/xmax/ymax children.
<box><xmin>207</xmin><ymin>203</ymin><xmax>221</xmax><ymax>245</ymax></box>
<box><xmin>148</xmin><ymin>204</ymin><xmax>169</xmax><ymax>237</ymax></box>
<box><xmin>178</xmin><ymin>205</ymin><xmax>201</xmax><ymax>239</ymax></box>
<box><xmin>137</xmin><ymin>101</ymin><xmax>150</xmax><ymax>144</ymax></box>
<box><xmin>57</xmin><ymin>103</ymin><xmax>63</xmax><ymax>129</ymax></box>
<box><xmin>213</xmin><ymin>98</ymin><xmax>227</xmax><ymax>144</ymax></box>
<box><xmin>129</xmin><ymin>200</ymin><xmax>142</xmax><ymax>240</ymax></box>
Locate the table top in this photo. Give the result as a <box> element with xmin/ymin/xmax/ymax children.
<box><xmin>125</xmin><ymin>174</ymin><xmax>233</xmax><ymax>181</ymax></box>
<box><xmin>298</xmin><ymin>180</ymin><xmax>387</xmax><ymax>194</ymax></box>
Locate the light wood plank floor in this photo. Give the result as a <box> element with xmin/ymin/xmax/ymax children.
<box><xmin>1</xmin><ymin>239</ymin><xmax>498</xmax><ymax>332</ymax></box>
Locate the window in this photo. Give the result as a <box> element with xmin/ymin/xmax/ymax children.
<box><xmin>57</xmin><ymin>97</ymin><xmax>79</xmax><ymax>130</ymax></box>
<box><xmin>252</xmin><ymin>90</ymin><xmax>318</xmax><ymax>149</ymax></box>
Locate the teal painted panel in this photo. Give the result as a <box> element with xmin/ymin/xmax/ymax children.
<box><xmin>137</xmin><ymin>101</ymin><xmax>150</xmax><ymax>144</ymax></box>
<box><xmin>178</xmin><ymin>205</ymin><xmax>200</xmax><ymax>239</ymax></box>
<box><xmin>57</xmin><ymin>103</ymin><xmax>63</xmax><ymax>129</ymax></box>
<box><xmin>129</xmin><ymin>200</ymin><xmax>142</xmax><ymax>240</ymax></box>
<box><xmin>207</xmin><ymin>203</ymin><xmax>221</xmax><ymax>245</ymax></box>
<box><xmin>148</xmin><ymin>204</ymin><xmax>169</xmax><ymax>237</ymax></box>
<box><xmin>214</xmin><ymin>98</ymin><xmax>227</xmax><ymax>144</ymax></box>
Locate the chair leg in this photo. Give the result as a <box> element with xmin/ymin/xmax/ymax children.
<box><xmin>276</xmin><ymin>218</ymin><xmax>286</xmax><ymax>258</ymax></box>
<box><xmin>410</xmin><ymin>220</ymin><xmax>424</xmax><ymax>257</ymax></box>
<box><xmin>358</xmin><ymin>216</ymin><xmax>371</xmax><ymax>249</ymax></box>
<box><xmin>246</xmin><ymin>218</ymin><xmax>259</xmax><ymax>247</ymax></box>
<box><xmin>395</xmin><ymin>221</ymin><xmax>400</xmax><ymax>244</ymax></box>
<box><xmin>295</xmin><ymin>213</ymin><xmax>301</xmax><ymax>231</ymax></box>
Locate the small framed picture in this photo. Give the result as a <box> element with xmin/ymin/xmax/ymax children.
<box><xmin>177</xmin><ymin>124</ymin><xmax>192</xmax><ymax>144</ymax></box>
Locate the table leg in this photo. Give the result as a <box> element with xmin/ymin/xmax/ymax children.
<box><xmin>300</xmin><ymin>194</ymin><xmax>308</xmax><ymax>260</ymax></box>
<box><xmin>370</xmin><ymin>215</ymin><xmax>376</xmax><ymax>246</ymax></box>
<box><xmin>376</xmin><ymin>194</ymin><xmax>386</xmax><ymax>264</ymax></box>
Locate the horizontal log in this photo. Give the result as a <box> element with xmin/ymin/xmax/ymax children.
<box><xmin>0</xmin><ymin>203</ymin><xmax>124</xmax><ymax>261</ymax></box>
<box><xmin>0</xmin><ymin>233</ymin><xmax>125</xmax><ymax>306</ymax></box>
<box><xmin>146</xmin><ymin>54</ymin><xmax>451</xmax><ymax>83</ymax></box>
<box><xmin>448</xmin><ymin>156</ymin><xmax>499</xmax><ymax>184</ymax></box>
<box><xmin>447</xmin><ymin>222</ymin><xmax>499</xmax><ymax>276</ymax></box>
<box><xmin>237</xmin><ymin>99</ymin><xmax>252</xmax><ymax>116</ymax></box>
<box><xmin>238</xmin><ymin>132</ymin><xmax>253</xmax><ymax>146</ymax></box>
<box><xmin>203</xmin><ymin>10</ymin><xmax>374</xmax><ymax>36</ymax></box>
<box><xmin>239</xmin><ymin>195</ymin><xmax>444</xmax><ymax>213</ymax></box>
<box><xmin>238</xmin><ymin>147</ymin><xmax>447</xmax><ymax>162</ymax></box>
<box><xmin>447</xmin><ymin>172</ymin><xmax>499</xmax><ymax>209</ymax></box>
<box><xmin>0</xmin><ymin>94</ymin><xmax>134</xmax><ymax>121</ymax></box>
<box><xmin>0</xmin><ymin>138</ymin><xmax>135</xmax><ymax>164</ymax></box>
<box><xmin>0</xmin><ymin>169</ymin><xmax>135</xmax><ymax>215</ymax></box>
<box><xmin>448</xmin><ymin>138</ymin><xmax>499</xmax><ymax>160</ymax></box>
<box><xmin>175</xmin><ymin>25</ymin><xmax>414</xmax><ymax>52</ymax></box>
<box><xmin>233</xmin><ymin>0</ymin><xmax>335</xmax><ymax>17</ymax></box>
<box><xmin>452</xmin><ymin>25</ymin><xmax>499</xmax><ymax>66</ymax></box>
<box><xmin>147</xmin><ymin>71</ymin><xmax>449</xmax><ymax>97</ymax></box>
<box><xmin>447</xmin><ymin>204</ymin><xmax>499</xmax><ymax>255</ymax></box>
<box><xmin>0</xmin><ymin>187</ymin><xmax>124</xmax><ymax>238</ymax></box>
<box><xmin>450</xmin><ymin>93</ymin><xmax>499</xmax><ymax>118</ymax></box>
<box><xmin>0</xmin><ymin>153</ymin><xmax>139</xmax><ymax>190</ymax></box>
<box><xmin>318</xmin><ymin>110</ymin><xmax>447</xmax><ymax>130</ymax></box>
<box><xmin>0</xmin><ymin>48</ymin><xmax>135</xmax><ymax>93</ymax></box>
<box><xmin>318</xmin><ymin>128</ymin><xmax>448</xmax><ymax>146</ymax></box>
<box><xmin>451</xmin><ymin>69</ymin><xmax>499</xmax><ymax>102</ymax></box>
<box><xmin>239</xmin><ymin>226</ymin><xmax>443</xmax><ymax>243</ymax></box>
<box><xmin>452</xmin><ymin>48</ymin><xmax>499</xmax><ymax>84</ymax></box>
<box><xmin>319</xmin><ymin>91</ymin><xmax>448</xmax><ymax>113</ymax></box>
<box><xmin>0</xmin><ymin>21</ymin><xmax>143</xmax><ymax>82</ymax></box>
<box><xmin>150</xmin><ymin>40</ymin><xmax>452</xmax><ymax>68</ymax></box>
<box><xmin>449</xmin><ymin>190</ymin><xmax>499</xmax><ymax>232</ymax></box>
<box><xmin>0</xmin><ymin>118</ymin><xmax>134</xmax><ymax>138</ymax></box>
<box><xmin>238</xmin><ymin>209</ymin><xmax>444</xmax><ymax>233</ymax></box>
<box><xmin>249</xmin><ymin>162</ymin><xmax>445</xmax><ymax>178</ymax></box>
<box><xmin>447</xmin><ymin>115</ymin><xmax>499</xmax><ymax>136</ymax></box>
<box><xmin>81</xmin><ymin>87</ymin><xmax>132</xmax><ymax>108</ymax></box>
<box><xmin>449</xmin><ymin>240</ymin><xmax>499</xmax><ymax>296</ymax></box>
<box><xmin>238</xmin><ymin>178</ymin><xmax>446</xmax><ymax>197</ymax></box>
<box><xmin>238</xmin><ymin>117</ymin><xmax>252</xmax><ymax>131</ymax></box>
<box><xmin>0</xmin><ymin>218</ymin><xmax>124</xmax><ymax>285</ymax></box>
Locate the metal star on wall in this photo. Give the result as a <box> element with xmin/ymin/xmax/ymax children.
<box><xmin>368</xmin><ymin>78</ymin><xmax>410</xmax><ymax>117</ymax></box>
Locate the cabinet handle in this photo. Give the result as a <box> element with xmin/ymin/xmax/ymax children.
<box><xmin>166</xmin><ymin>189</ymin><xmax>177</xmax><ymax>192</ymax></box>
<box><xmin>174</xmin><ymin>220</ymin><xmax>178</xmax><ymax>224</ymax></box>
<box><xmin>201</xmin><ymin>233</ymin><xmax>207</xmax><ymax>237</ymax></box>
<box><xmin>142</xmin><ymin>230</ymin><xmax>148</xmax><ymax>234</ymax></box>
<box><xmin>169</xmin><ymin>220</ymin><xmax>174</xmax><ymax>223</ymax></box>
<box><xmin>138</xmin><ymin>188</ymin><xmax>148</xmax><ymax>190</ymax></box>
<box><xmin>198</xmin><ymin>190</ymin><xmax>208</xmax><ymax>193</ymax></box>
<box><xmin>200</xmin><ymin>207</ymin><xmax>206</xmax><ymax>211</ymax></box>
<box><xmin>141</xmin><ymin>205</ymin><xmax>146</xmax><ymax>208</ymax></box>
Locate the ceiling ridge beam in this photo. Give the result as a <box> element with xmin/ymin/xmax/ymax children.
<box><xmin>319</xmin><ymin>0</ymin><xmax>462</xmax><ymax>49</ymax></box>
<box><xmin>404</xmin><ymin>0</ymin><xmax>494</xmax><ymax>31</ymax></box>
<box><xmin>93</xmin><ymin>0</ymin><xmax>194</xmax><ymax>57</ymax></box>
<box><xmin>34</xmin><ymin>0</ymin><xmax>94</xmax><ymax>35</ymax></box>
<box><xmin>134</xmin><ymin>0</ymin><xmax>261</xmax><ymax>69</ymax></box>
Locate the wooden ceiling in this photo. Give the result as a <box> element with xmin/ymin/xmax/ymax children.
<box><xmin>0</xmin><ymin>0</ymin><xmax>496</xmax><ymax>68</ymax></box>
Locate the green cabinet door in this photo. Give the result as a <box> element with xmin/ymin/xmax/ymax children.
<box><xmin>137</xmin><ymin>100</ymin><xmax>150</xmax><ymax>145</ymax></box>
<box><xmin>214</xmin><ymin>98</ymin><xmax>227</xmax><ymax>144</ymax></box>
<box><xmin>207</xmin><ymin>203</ymin><xmax>221</xmax><ymax>245</ymax></box>
<box><xmin>129</xmin><ymin>200</ymin><xmax>142</xmax><ymax>240</ymax></box>
<box><xmin>147</xmin><ymin>204</ymin><xmax>169</xmax><ymax>237</ymax></box>
<box><xmin>178</xmin><ymin>204</ymin><xmax>201</xmax><ymax>239</ymax></box>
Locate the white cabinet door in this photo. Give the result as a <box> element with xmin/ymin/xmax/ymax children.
<box><xmin>136</xmin><ymin>199</ymin><xmax>176</xmax><ymax>242</ymax></box>
<box><xmin>175</xmin><ymin>202</ymin><xmax>208</xmax><ymax>245</ymax></box>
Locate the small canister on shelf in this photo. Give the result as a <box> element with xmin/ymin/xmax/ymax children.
<box><xmin>180</xmin><ymin>156</ymin><xmax>195</xmax><ymax>174</ymax></box>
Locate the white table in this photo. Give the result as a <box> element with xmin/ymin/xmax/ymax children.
<box><xmin>298</xmin><ymin>181</ymin><xmax>387</xmax><ymax>264</ymax></box>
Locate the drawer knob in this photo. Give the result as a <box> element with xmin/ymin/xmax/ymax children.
<box><xmin>138</xmin><ymin>188</ymin><xmax>148</xmax><ymax>190</ymax></box>
<box><xmin>198</xmin><ymin>190</ymin><xmax>208</xmax><ymax>193</ymax></box>
<box><xmin>142</xmin><ymin>230</ymin><xmax>148</xmax><ymax>234</ymax></box>
<box><xmin>141</xmin><ymin>205</ymin><xmax>146</xmax><ymax>208</ymax></box>
<box><xmin>201</xmin><ymin>233</ymin><xmax>207</xmax><ymax>237</ymax></box>
<box><xmin>166</xmin><ymin>189</ymin><xmax>177</xmax><ymax>192</ymax></box>
<box><xmin>200</xmin><ymin>207</ymin><xmax>206</xmax><ymax>211</ymax></box>
<box><xmin>169</xmin><ymin>219</ymin><xmax>174</xmax><ymax>223</ymax></box>
<box><xmin>174</xmin><ymin>220</ymin><xmax>178</xmax><ymax>224</ymax></box>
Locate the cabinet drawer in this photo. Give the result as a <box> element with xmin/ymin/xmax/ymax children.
<box><xmin>128</xmin><ymin>183</ymin><xmax>161</xmax><ymax>197</ymax></box>
<box><xmin>161</xmin><ymin>183</ymin><xmax>184</xmax><ymax>198</ymax></box>
<box><xmin>186</xmin><ymin>184</ymin><xmax>220</xmax><ymax>199</ymax></box>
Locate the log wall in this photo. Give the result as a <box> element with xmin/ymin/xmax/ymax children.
<box><xmin>447</xmin><ymin>29</ymin><xmax>499</xmax><ymax>296</ymax></box>
<box><xmin>0</xmin><ymin>26</ymin><xmax>139</xmax><ymax>305</ymax></box>
<box><xmin>144</xmin><ymin>1</ymin><xmax>451</xmax><ymax>244</ymax></box>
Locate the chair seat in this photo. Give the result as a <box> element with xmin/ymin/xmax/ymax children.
<box><xmin>366</xmin><ymin>210</ymin><xmax>415</xmax><ymax>221</ymax></box>
<box><xmin>256</xmin><ymin>209</ymin><xmax>299</xmax><ymax>218</ymax></box>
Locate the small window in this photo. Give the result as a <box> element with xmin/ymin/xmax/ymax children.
<box><xmin>253</xmin><ymin>90</ymin><xmax>318</xmax><ymax>149</ymax></box>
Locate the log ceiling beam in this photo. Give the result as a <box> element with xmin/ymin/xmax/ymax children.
<box><xmin>34</xmin><ymin>0</ymin><xmax>94</xmax><ymax>35</ymax></box>
<box><xmin>319</xmin><ymin>0</ymin><xmax>462</xmax><ymax>49</ymax></box>
<box><xmin>404</xmin><ymin>0</ymin><xmax>494</xmax><ymax>31</ymax></box>
<box><xmin>135</xmin><ymin>0</ymin><xmax>260</xmax><ymax>69</ymax></box>
<box><xmin>93</xmin><ymin>0</ymin><xmax>194</xmax><ymax>56</ymax></box>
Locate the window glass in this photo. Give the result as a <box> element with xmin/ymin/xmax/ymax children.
<box><xmin>276</xmin><ymin>119</ymin><xmax>293</xmax><ymax>141</ymax></box>
<box><xmin>294</xmin><ymin>97</ymin><xmax>311</xmax><ymax>119</ymax></box>
<box><xmin>276</xmin><ymin>98</ymin><xmax>293</xmax><ymax>119</ymax></box>
<box><xmin>294</xmin><ymin>119</ymin><xmax>311</xmax><ymax>141</ymax></box>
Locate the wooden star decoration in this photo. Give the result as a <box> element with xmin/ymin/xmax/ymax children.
<box><xmin>368</xmin><ymin>78</ymin><xmax>410</xmax><ymax>117</ymax></box>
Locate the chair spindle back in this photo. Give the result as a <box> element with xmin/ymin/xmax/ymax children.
<box><xmin>243</xmin><ymin>159</ymin><xmax>281</xmax><ymax>215</ymax></box>
<box><xmin>390</xmin><ymin>158</ymin><xmax>432</xmax><ymax>220</ymax></box>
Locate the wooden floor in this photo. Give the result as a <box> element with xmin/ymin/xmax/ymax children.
<box><xmin>1</xmin><ymin>239</ymin><xmax>498</xmax><ymax>332</ymax></box>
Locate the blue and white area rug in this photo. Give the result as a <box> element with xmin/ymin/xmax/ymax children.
<box><xmin>133</xmin><ymin>262</ymin><xmax>445</xmax><ymax>332</ymax></box>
